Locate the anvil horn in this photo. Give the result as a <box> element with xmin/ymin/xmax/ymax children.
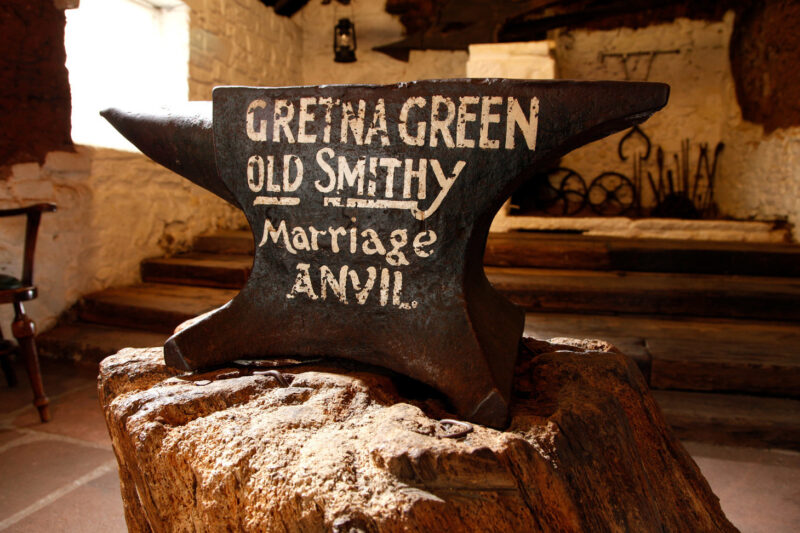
<box><xmin>100</xmin><ymin>103</ymin><xmax>238</xmax><ymax>206</ymax></box>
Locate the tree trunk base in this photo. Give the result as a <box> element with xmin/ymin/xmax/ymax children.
<box><xmin>98</xmin><ymin>337</ymin><xmax>736</xmax><ymax>532</ymax></box>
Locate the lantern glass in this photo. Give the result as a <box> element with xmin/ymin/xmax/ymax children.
<box><xmin>334</xmin><ymin>18</ymin><xmax>356</xmax><ymax>63</ymax></box>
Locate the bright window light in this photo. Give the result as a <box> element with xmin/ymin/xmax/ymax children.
<box><xmin>65</xmin><ymin>0</ymin><xmax>189</xmax><ymax>151</ymax></box>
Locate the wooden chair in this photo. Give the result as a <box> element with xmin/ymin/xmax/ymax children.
<box><xmin>0</xmin><ymin>203</ymin><xmax>56</xmax><ymax>422</ymax></box>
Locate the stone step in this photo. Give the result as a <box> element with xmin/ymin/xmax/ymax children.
<box><xmin>141</xmin><ymin>253</ymin><xmax>252</xmax><ymax>288</ymax></box>
<box><xmin>653</xmin><ymin>390</ymin><xmax>800</xmax><ymax>450</ymax></box>
<box><xmin>78</xmin><ymin>283</ymin><xmax>238</xmax><ymax>334</ymax></box>
<box><xmin>38</xmin><ymin>323</ymin><xmax>167</xmax><ymax>364</ymax></box>
<box><xmin>525</xmin><ymin>312</ymin><xmax>800</xmax><ymax>398</ymax></box>
<box><xmin>193</xmin><ymin>230</ymin><xmax>800</xmax><ymax>277</ymax></box>
<box><xmin>490</xmin><ymin>267</ymin><xmax>800</xmax><ymax>321</ymax></box>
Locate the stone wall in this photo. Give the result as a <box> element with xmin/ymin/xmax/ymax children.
<box><xmin>186</xmin><ymin>0</ymin><xmax>303</xmax><ymax>99</ymax></box>
<box><xmin>552</xmin><ymin>14</ymin><xmax>731</xmax><ymax>213</ymax></box>
<box><xmin>0</xmin><ymin>149</ymin><xmax>244</xmax><ymax>331</ymax></box>
<box><xmin>549</xmin><ymin>11</ymin><xmax>800</xmax><ymax>232</ymax></box>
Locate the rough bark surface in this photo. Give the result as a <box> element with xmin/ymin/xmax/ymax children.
<box><xmin>98</xmin><ymin>338</ymin><xmax>736</xmax><ymax>532</ymax></box>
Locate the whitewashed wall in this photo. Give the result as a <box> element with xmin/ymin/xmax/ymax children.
<box><xmin>0</xmin><ymin>149</ymin><xmax>244</xmax><ymax>330</ymax></box>
<box><xmin>551</xmin><ymin>12</ymin><xmax>800</xmax><ymax>231</ymax></box>
<box><xmin>186</xmin><ymin>0</ymin><xmax>303</xmax><ymax>99</ymax></box>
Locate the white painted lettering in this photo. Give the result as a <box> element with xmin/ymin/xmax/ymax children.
<box><xmin>272</xmin><ymin>99</ymin><xmax>295</xmax><ymax>143</ymax></box>
<box><xmin>379</xmin><ymin>157</ymin><xmax>402</xmax><ymax>198</ymax></box>
<box><xmin>364</xmin><ymin>99</ymin><xmax>390</xmax><ymax>146</ymax></box>
<box><xmin>246</xmin><ymin>99</ymin><xmax>268</xmax><ymax>142</ymax></box>
<box><xmin>349</xmin><ymin>266</ymin><xmax>377</xmax><ymax>304</ymax></box>
<box><xmin>320</xmin><ymin>265</ymin><xmax>348</xmax><ymax>303</ymax></box>
<box><xmin>479</xmin><ymin>96</ymin><xmax>502</xmax><ymax>149</ymax></box>
<box><xmin>456</xmin><ymin>96</ymin><xmax>479</xmax><ymax>148</ymax></box>
<box><xmin>398</xmin><ymin>97</ymin><xmax>427</xmax><ymax>146</ymax></box>
<box><xmin>297</xmin><ymin>97</ymin><xmax>317</xmax><ymax>143</ymax></box>
<box><xmin>247</xmin><ymin>155</ymin><xmax>264</xmax><ymax>192</ymax></box>
<box><xmin>314</xmin><ymin>147</ymin><xmax>336</xmax><ymax>193</ymax></box>
<box><xmin>413</xmin><ymin>230</ymin><xmax>437</xmax><ymax>257</ymax></box>
<box><xmin>283</xmin><ymin>154</ymin><xmax>303</xmax><ymax>192</ymax></box>
<box><xmin>318</xmin><ymin>97</ymin><xmax>335</xmax><ymax>143</ymax></box>
<box><xmin>259</xmin><ymin>218</ymin><xmax>296</xmax><ymax>254</ymax></box>
<box><xmin>328</xmin><ymin>226</ymin><xmax>346</xmax><ymax>253</ymax></box>
<box><xmin>361</xmin><ymin>229</ymin><xmax>386</xmax><ymax>255</ymax></box>
<box><xmin>340</xmin><ymin>100</ymin><xmax>366</xmax><ymax>145</ymax></box>
<box><xmin>386</xmin><ymin>229</ymin><xmax>409</xmax><ymax>266</ymax></box>
<box><xmin>505</xmin><ymin>97</ymin><xmax>539</xmax><ymax>150</ymax></box>
<box><xmin>286</xmin><ymin>263</ymin><xmax>317</xmax><ymax>300</ymax></box>
<box><xmin>403</xmin><ymin>158</ymin><xmax>427</xmax><ymax>200</ymax></box>
<box><xmin>265</xmin><ymin>155</ymin><xmax>279</xmax><ymax>193</ymax></box>
<box><xmin>337</xmin><ymin>155</ymin><xmax>365</xmax><ymax>195</ymax></box>
<box><xmin>429</xmin><ymin>95</ymin><xmax>455</xmax><ymax>148</ymax></box>
<box><xmin>291</xmin><ymin>227</ymin><xmax>311</xmax><ymax>251</ymax></box>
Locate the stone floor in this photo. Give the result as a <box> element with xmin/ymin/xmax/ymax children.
<box><xmin>1</xmin><ymin>357</ymin><xmax>799</xmax><ymax>532</ymax></box>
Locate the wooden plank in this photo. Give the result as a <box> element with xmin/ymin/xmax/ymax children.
<box><xmin>653</xmin><ymin>390</ymin><xmax>800</xmax><ymax>450</ymax></box>
<box><xmin>79</xmin><ymin>283</ymin><xmax>237</xmax><ymax>334</ymax></box>
<box><xmin>525</xmin><ymin>311</ymin><xmax>800</xmax><ymax>345</ymax></box>
<box><xmin>649</xmin><ymin>337</ymin><xmax>800</xmax><ymax>397</ymax></box>
<box><xmin>525</xmin><ymin>311</ymin><xmax>800</xmax><ymax>396</ymax></box>
<box><xmin>483</xmin><ymin>232</ymin><xmax>800</xmax><ymax>276</ymax></box>
<box><xmin>484</xmin><ymin>233</ymin><xmax>611</xmax><ymax>269</ymax></box>
<box><xmin>38</xmin><ymin>323</ymin><xmax>168</xmax><ymax>364</ymax></box>
<box><xmin>489</xmin><ymin>267</ymin><xmax>800</xmax><ymax>320</ymax></box>
<box><xmin>193</xmin><ymin>230</ymin><xmax>254</xmax><ymax>255</ymax></box>
<box><xmin>141</xmin><ymin>253</ymin><xmax>252</xmax><ymax>288</ymax></box>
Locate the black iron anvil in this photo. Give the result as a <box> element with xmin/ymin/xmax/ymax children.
<box><xmin>102</xmin><ymin>79</ymin><xmax>668</xmax><ymax>428</ymax></box>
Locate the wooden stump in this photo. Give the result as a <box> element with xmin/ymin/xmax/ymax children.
<box><xmin>98</xmin><ymin>338</ymin><xmax>736</xmax><ymax>532</ymax></box>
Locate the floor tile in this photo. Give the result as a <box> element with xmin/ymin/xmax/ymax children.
<box><xmin>13</xmin><ymin>386</ymin><xmax>110</xmax><ymax>447</ymax></box>
<box><xmin>687</xmin><ymin>441</ymin><xmax>800</xmax><ymax>533</ymax></box>
<box><xmin>0</xmin><ymin>429</ymin><xmax>24</xmax><ymax>448</ymax></box>
<box><xmin>4</xmin><ymin>470</ymin><xmax>126</xmax><ymax>533</ymax></box>
<box><xmin>0</xmin><ymin>358</ymin><xmax>96</xmax><ymax>417</ymax></box>
<box><xmin>0</xmin><ymin>438</ymin><xmax>113</xmax><ymax>521</ymax></box>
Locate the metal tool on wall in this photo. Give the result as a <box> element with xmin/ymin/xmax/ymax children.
<box><xmin>512</xmin><ymin>125</ymin><xmax>724</xmax><ymax>218</ymax></box>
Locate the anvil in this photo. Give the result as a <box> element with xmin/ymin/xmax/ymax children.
<box><xmin>102</xmin><ymin>79</ymin><xmax>668</xmax><ymax>428</ymax></box>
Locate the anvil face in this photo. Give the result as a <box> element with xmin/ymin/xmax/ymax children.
<box><xmin>103</xmin><ymin>79</ymin><xmax>668</xmax><ymax>428</ymax></box>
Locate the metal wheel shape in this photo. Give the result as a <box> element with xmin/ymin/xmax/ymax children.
<box><xmin>545</xmin><ymin>168</ymin><xmax>587</xmax><ymax>215</ymax></box>
<box><xmin>587</xmin><ymin>172</ymin><xmax>635</xmax><ymax>216</ymax></box>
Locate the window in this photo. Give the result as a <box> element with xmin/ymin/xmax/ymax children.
<box><xmin>65</xmin><ymin>0</ymin><xmax>189</xmax><ymax>151</ymax></box>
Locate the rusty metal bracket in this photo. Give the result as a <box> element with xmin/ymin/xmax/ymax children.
<box><xmin>102</xmin><ymin>79</ymin><xmax>668</xmax><ymax>428</ymax></box>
